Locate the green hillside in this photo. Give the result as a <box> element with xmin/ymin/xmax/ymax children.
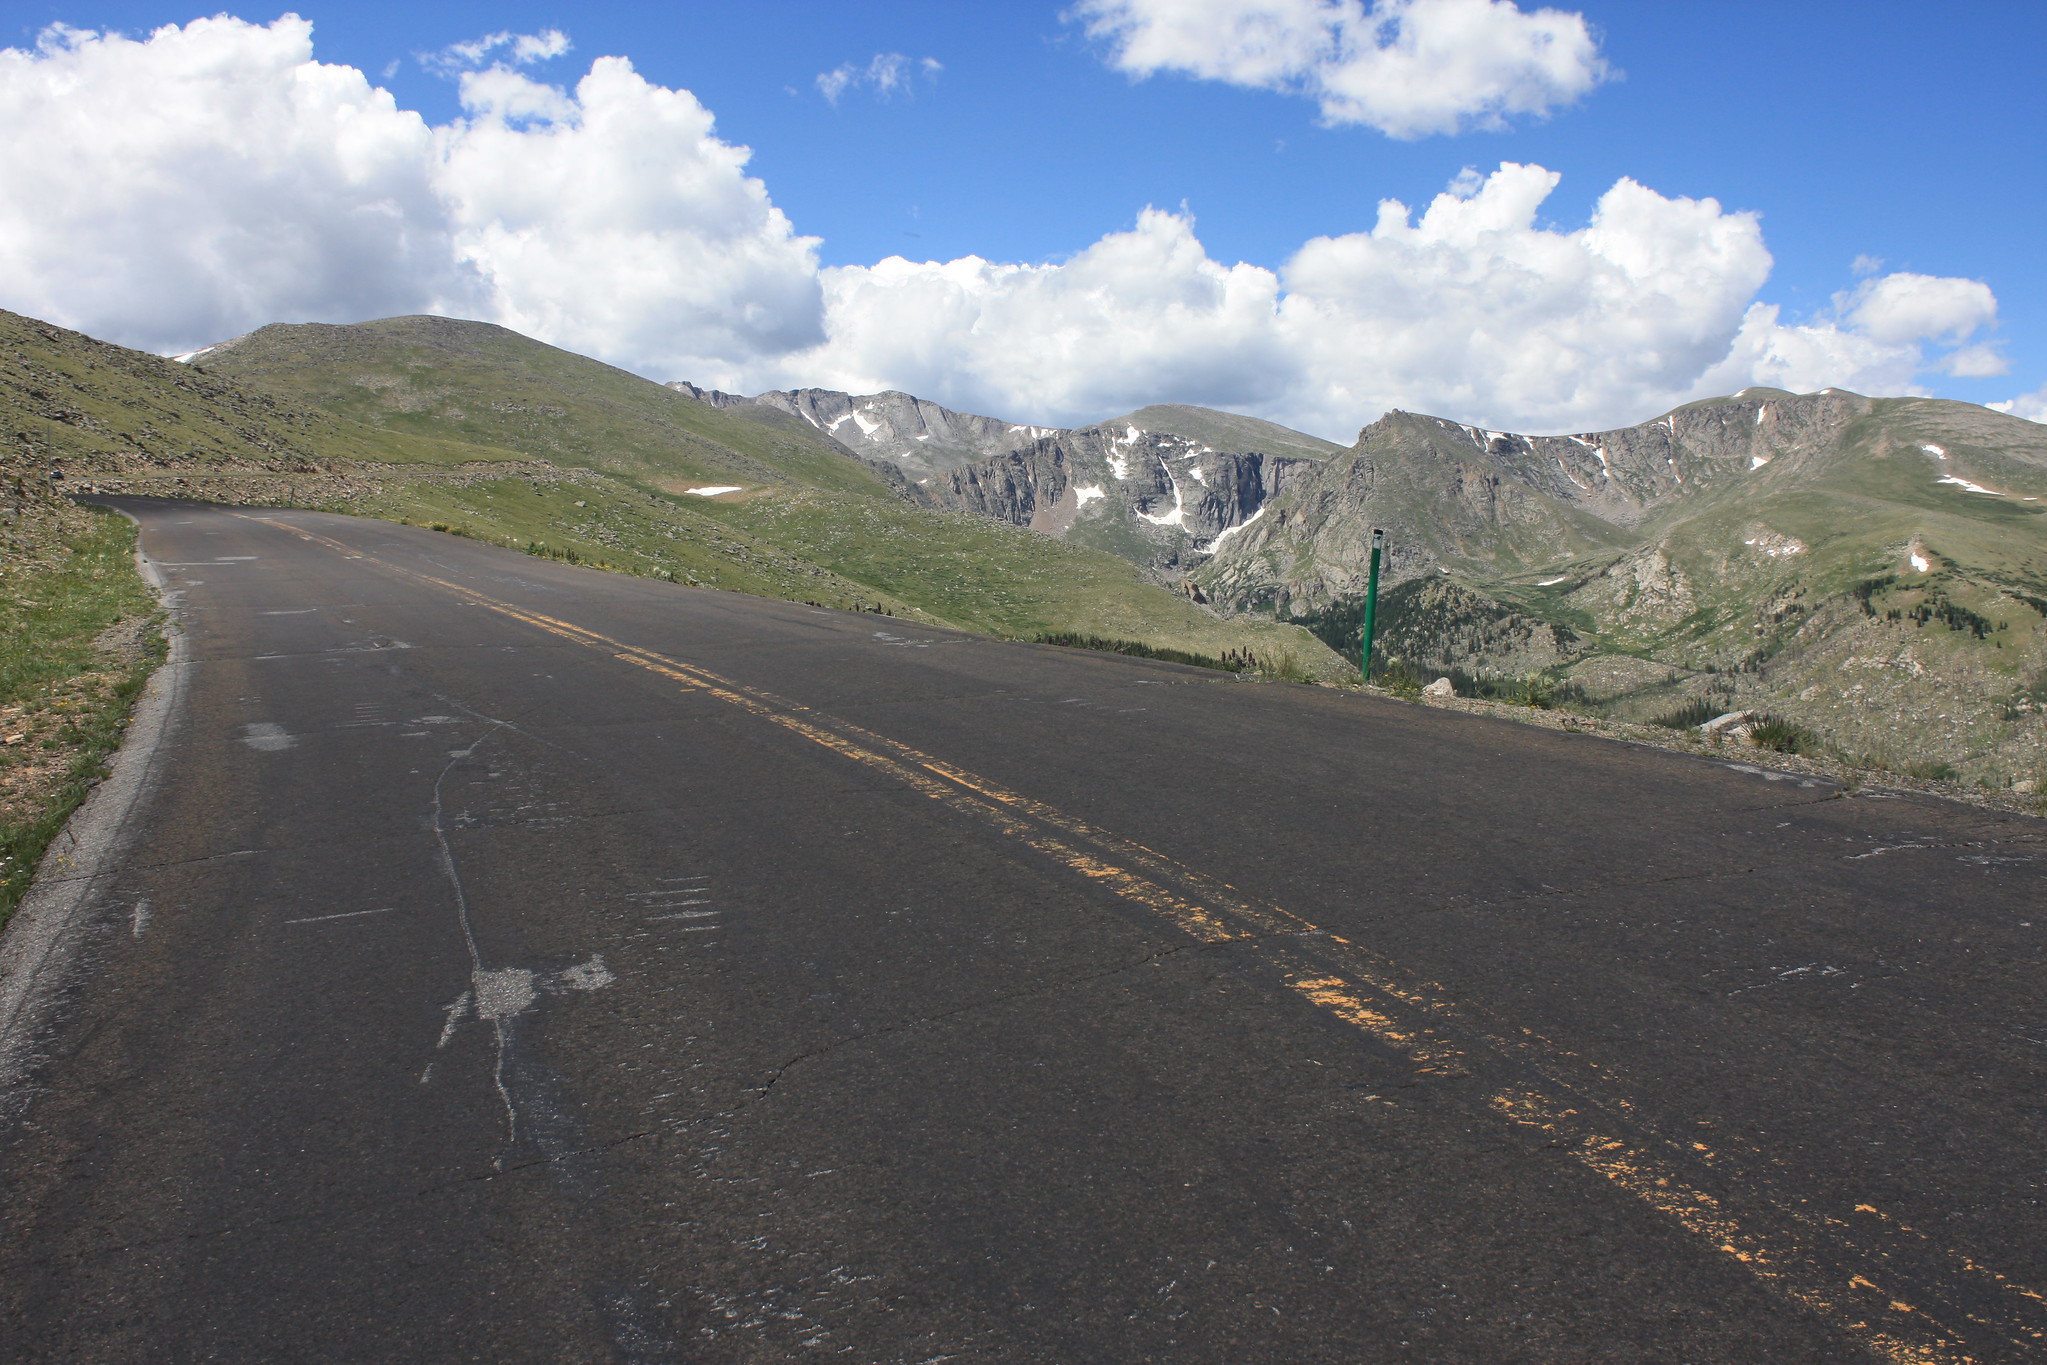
<box><xmin>3</xmin><ymin>307</ymin><xmax>518</xmax><ymax>475</ymax></box>
<box><xmin>186</xmin><ymin>314</ymin><xmax>1349</xmax><ymax>676</ymax></box>
<box><xmin>197</xmin><ymin>315</ymin><xmax>888</xmax><ymax>497</ymax></box>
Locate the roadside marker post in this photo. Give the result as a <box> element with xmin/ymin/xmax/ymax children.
<box><xmin>1359</xmin><ymin>528</ymin><xmax>1384</xmax><ymax>683</ymax></box>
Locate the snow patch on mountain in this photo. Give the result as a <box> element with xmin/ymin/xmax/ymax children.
<box><xmin>1201</xmin><ymin>506</ymin><xmax>1265</xmax><ymax>555</ymax></box>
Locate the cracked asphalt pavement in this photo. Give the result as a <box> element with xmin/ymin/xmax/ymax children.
<box><xmin>2</xmin><ymin>498</ymin><xmax>2044</xmax><ymax>1363</ymax></box>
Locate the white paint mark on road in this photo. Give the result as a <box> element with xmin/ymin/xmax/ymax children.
<box><xmin>131</xmin><ymin>900</ymin><xmax>150</xmax><ymax>938</ymax></box>
<box><xmin>474</xmin><ymin>967</ymin><xmax>537</xmax><ymax>1021</ymax></box>
<box><xmin>284</xmin><ymin>907</ymin><xmax>398</xmax><ymax>926</ymax></box>
<box><xmin>437</xmin><ymin>991</ymin><xmax>472</xmax><ymax>1048</ymax></box>
<box><xmin>1848</xmin><ymin>844</ymin><xmax>1927</xmax><ymax>860</ymax></box>
<box><xmin>555</xmin><ymin>956</ymin><xmax>615</xmax><ymax>991</ymax></box>
<box><xmin>423</xmin><ymin>725</ymin><xmax>522</xmax><ymax>1149</ymax></box>
<box><xmin>260</xmin><ymin>609</ymin><xmax>317</xmax><ymax>615</ymax></box>
<box><xmin>462</xmin><ymin>955</ymin><xmax>615</xmax><ymax>1025</ymax></box>
<box><xmin>241</xmin><ymin>722</ymin><xmax>295</xmax><ymax>751</ymax></box>
<box><xmin>1718</xmin><ymin>762</ymin><xmax>1822</xmax><ymax>788</ymax></box>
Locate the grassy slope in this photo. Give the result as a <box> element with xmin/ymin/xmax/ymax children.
<box><xmin>701</xmin><ymin>490</ymin><xmax>1339</xmax><ymax>667</ymax></box>
<box><xmin>1575</xmin><ymin>398</ymin><xmax>2047</xmax><ymax>656</ymax></box>
<box><xmin>3</xmin><ymin>307</ymin><xmax>517</xmax><ymax>471</ymax></box>
<box><xmin>210</xmin><ymin>315</ymin><xmax>1349</xmax><ymax>677</ymax></box>
<box><xmin>199</xmin><ymin>316</ymin><xmax>887</xmax><ymax>496</ymax></box>
<box><xmin>356</xmin><ymin>476</ymin><xmax>931</xmax><ymax>614</ymax></box>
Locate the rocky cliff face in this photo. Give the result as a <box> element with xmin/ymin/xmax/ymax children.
<box><xmin>1191</xmin><ymin>388</ymin><xmax>1880</xmax><ymax>614</ymax></box>
<box><xmin>1402</xmin><ymin>387</ymin><xmax>1873</xmax><ymax>530</ymax></box>
<box><xmin>920</xmin><ymin>421</ymin><xmax>1318</xmax><ymax>573</ymax></box>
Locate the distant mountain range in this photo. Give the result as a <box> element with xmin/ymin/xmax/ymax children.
<box><xmin>668</xmin><ymin>381</ymin><xmax>1340</xmax><ymax>482</ymax></box>
<box><xmin>764</xmin><ymin>376</ymin><xmax>2039</xmax><ymax>787</ymax></box>
<box><xmin>1186</xmin><ymin>386</ymin><xmax>2047</xmax><ymax>790</ymax></box>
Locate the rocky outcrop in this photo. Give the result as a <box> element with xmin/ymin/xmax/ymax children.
<box><xmin>666</xmin><ymin>381</ymin><xmax>753</xmax><ymax>409</ymax></box>
<box><xmin>921</xmin><ymin>421</ymin><xmax>1318</xmax><ymax>572</ymax></box>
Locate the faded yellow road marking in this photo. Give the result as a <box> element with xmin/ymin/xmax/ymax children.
<box><xmin>1492</xmin><ymin>1087</ymin><xmax>1982</xmax><ymax>1365</ymax></box>
<box><xmin>230</xmin><ymin>510</ymin><xmax>2042</xmax><ymax>1363</ymax></box>
<box><xmin>1286</xmin><ymin>975</ymin><xmax>1465</xmax><ymax>1072</ymax></box>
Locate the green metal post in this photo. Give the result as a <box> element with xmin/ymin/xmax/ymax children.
<box><xmin>1359</xmin><ymin>528</ymin><xmax>1384</xmax><ymax>683</ymax></box>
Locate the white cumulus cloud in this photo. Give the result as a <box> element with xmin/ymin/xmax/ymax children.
<box><xmin>0</xmin><ymin>18</ymin><xmax>457</xmax><ymax>354</ymax></box>
<box><xmin>440</xmin><ymin>60</ymin><xmax>825</xmax><ymax>372</ymax></box>
<box><xmin>1843</xmin><ymin>271</ymin><xmax>1997</xmax><ymax>345</ymax></box>
<box><xmin>1275</xmin><ymin>165</ymin><xmax>1772</xmax><ymax>432</ymax></box>
<box><xmin>763</xmin><ymin>164</ymin><xmax>1997</xmax><ymax>437</ymax></box>
<box><xmin>1990</xmin><ymin>385</ymin><xmax>2047</xmax><ymax>424</ymax></box>
<box><xmin>1069</xmin><ymin>0</ymin><xmax>1609</xmax><ymax>137</ymax></box>
<box><xmin>770</xmin><ymin>210</ymin><xmax>1294</xmax><ymax>420</ymax></box>
<box><xmin>0</xmin><ymin>16</ymin><xmax>822</xmax><ymax>377</ymax></box>
<box><xmin>1688</xmin><ymin>272</ymin><xmax>2001</xmax><ymax>404</ymax></box>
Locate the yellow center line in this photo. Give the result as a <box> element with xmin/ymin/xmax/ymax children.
<box><xmin>231</xmin><ymin>511</ymin><xmax>2039</xmax><ymax>1363</ymax></box>
<box><xmin>1491</xmin><ymin>1088</ymin><xmax>1984</xmax><ymax>1365</ymax></box>
<box><xmin>240</xmin><ymin>515</ymin><xmax>1243</xmax><ymax>945</ymax></box>
<box><xmin>1287</xmin><ymin>976</ymin><xmax>1466</xmax><ymax>1073</ymax></box>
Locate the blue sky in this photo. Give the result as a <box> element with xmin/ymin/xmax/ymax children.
<box><xmin>3</xmin><ymin>1</ymin><xmax>2040</xmax><ymax>433</ymax></box>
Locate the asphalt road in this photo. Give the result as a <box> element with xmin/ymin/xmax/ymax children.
<box><xmin>2</xmin><ymin>497</ymin><xmax>2044</xmax><ymax>1364</ymax></box>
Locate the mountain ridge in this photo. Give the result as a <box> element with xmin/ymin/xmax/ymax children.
<box><xmin>665</xmin><ymin>381</ymin><xmax>1343</xmax><ymax>484</ymax></box>
<box><xmin>1189</xmin><ymin>387</ymin><xmax>2047</xmax><ymax>785</ymax></box>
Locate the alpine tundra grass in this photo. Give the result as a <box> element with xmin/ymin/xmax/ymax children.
<box><xmin>0</xmin><ymin>506</ymin><xmax>164</xmax><ymax>924</ymax></box>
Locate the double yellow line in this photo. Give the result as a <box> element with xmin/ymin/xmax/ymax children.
<box><xmin>239</xmin><ymin>511</ymin><xmax>2044</xmax><ymax>1364</ymax></box>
